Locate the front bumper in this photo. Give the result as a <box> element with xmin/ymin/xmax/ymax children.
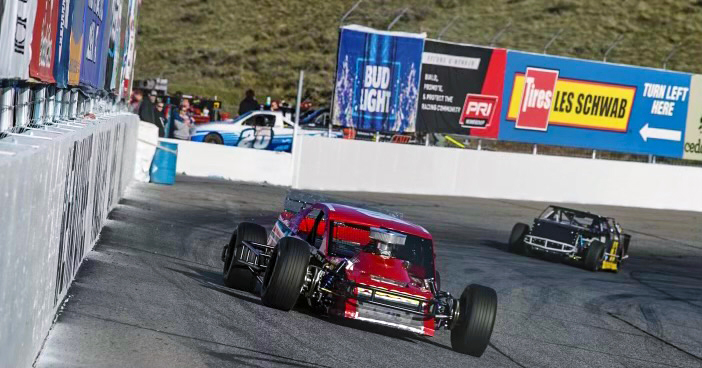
<box><xmin>331</xmin><ymin>283</ymin><xmax>435</xmax><ymax>336</ymax></box>
<box><xmin>524</xmin><ymin>235</ymin><xmax>577</xmax><ymax>255</ymax></box>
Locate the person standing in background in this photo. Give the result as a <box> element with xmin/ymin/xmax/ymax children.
<box><xmin>139</xmin><ymin>90</ymin><xmax>164</xmax><ymax>136</ymax></box>
<box><xmin>173</xmin><ymin>106</ymin><xmax>195</xmax><ymax>140</ymax></box>
<box><xmin>155</xmin><ymin>100</ymin><xmax>166</xmax><ymax>137</ymax></box>
<box><xmin>238</xmin><ymin>89</ymin><xmax>259</xmax><ymax>116</ymax></box>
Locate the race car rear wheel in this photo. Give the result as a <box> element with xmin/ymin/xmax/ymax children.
<box><xmin>508</xmin><ymin>223</ymin><xmax>530</xmax><ymax>254</ymax></box>
<box><xmin>223</xmin><ymin>222</ymin><xmax>267</xmax><ymax>291</ymax></box>
<box><xmin>450</xmin><ymin>284</ymin><xmax>497</xmax><ymax>357</ymax></box>
<box><xmin>261</xmin><ymin>237</ymin><xmax>310</xmax><ymax>311</ymax></box>
<box><xmin>204</xmin><ymin>132</ymin><xmax>224</xmax><ymax>144</ymax></box>
<box><xmin>584</xmin><ymin>241</ymin><xmax>605</xmax><ymax>272</ymax></box>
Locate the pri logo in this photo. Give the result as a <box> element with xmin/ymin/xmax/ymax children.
<box><xmin>515</xmin><ymin>68</ymin><xmax>559</xmax><ymax>131</ymax></box>
<box><xmin>460</xmin><ymin>94</ymin><xmax>498</xmax><ymax>129</ymax></box>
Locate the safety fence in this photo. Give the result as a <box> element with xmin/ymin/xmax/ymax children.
<box><xmin>0</xmin><ymin>112</ymin><xmax>138</xmax><ymax>368</ymax></box>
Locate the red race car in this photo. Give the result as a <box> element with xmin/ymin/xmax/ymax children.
<box><xmin>221</xmin><ymin>198</ymin><xmax>497</xmax><ymax>357</ymax></box>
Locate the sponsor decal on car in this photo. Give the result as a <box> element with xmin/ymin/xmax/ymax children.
<box><xmin>508</xmin><ymin>68</ymin><xmax>637</xmax><ymax>132</ymax></box>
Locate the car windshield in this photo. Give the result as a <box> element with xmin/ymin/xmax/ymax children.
<box><xmin>328</xmin><ymin>221</ymin><xmax>434</xmax><ymax>279</ymax></box>
<box><xmin>539</xmin><ymin>207</ymin><xmax>596</xmax><ymax>229</ymax></box>
<box><xmin>231</xmin><ymin>111</ymin><xmax>255</xmax><ymax>123</ymax></box>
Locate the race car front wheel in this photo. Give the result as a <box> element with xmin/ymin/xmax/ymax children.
<box><xmin>261</xmin><ymin>237</ymin><xmax>310</xmax><ymax>311</ymax></box>
<box><xmin>584</xmin><ymin>241</ymin><xmax>605</xmax><ymax>272</ymax></box>
<box><xmin>223</xmin><ymin>222</ymin><xmax>267</xmax><ymax>291</ymax></box>
<box><xmin>204</xmin><ymin>133</ymin><xmax>224</xmax><ymax>144</ymax></box>
<box><xmin>508</xmin><ymin>223</ymin><xmax>530</xmax><ymax>255</ymax></box>
<box><xmin>450</xmin><ymin>284</ymin><xmax>497</xmax><ymax>357</ymax></box>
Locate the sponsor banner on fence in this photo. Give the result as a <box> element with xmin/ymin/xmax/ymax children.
<box><xmin>98</xmin><ymin>0</ymin><xmax>119</xmax><ymax>89</ymax></box>
<box><xmin>683</xmin><ymin>75</ymin><xmax>702</xmax><ymax>161</ymax></box>
<box><xmin>499</xmin><ymin>51</ymin><xmax>692</xmax><ymax>158</ymax></box>
<box><xmin>333</xmin><ymin>25</ymin><xmax>424</xmax><ymax>133</ymax></box>
<box><xmin>105</xmin><ymin>0</ymin><xmax>122</xmax><ymax>91</ymax></box>
<box><xmin>0</xmin><ymin>0</ymin><xmax>37</xmax><ymax>80</ymax></box>
<box><xmin>79</xmin><ymin>0</ymin><xmax>110</xmax><ymax>89</ymax></box>
<box><xmin>416</xmin><ymin>40</ymin><xmax>506</xmax><ymax>138</ymax></box>
<box><xmin>29</xmin><ymin>0</ymin><xmax>60</xmax><ymax>83</ymax></box>
<box><xmin>54</xmin><ymin>0</ymin><xmax>75</xmax><ymax>88</ymax></box>
<box><xmin>68</xmin><ymin>0</ymin><xmax>86</xmax><ymax>85</ymax></box>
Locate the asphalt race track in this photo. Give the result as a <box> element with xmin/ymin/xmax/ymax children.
<box><xmin>35</xmin><ymin>176</ymin><xmax>702</xmax><ymax>368</ymax></box>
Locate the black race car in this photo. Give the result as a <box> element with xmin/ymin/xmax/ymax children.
<box><xmin>508</xmin><ymin>206</ymin><xmax>631</xmax><ymax>272</ymax></box>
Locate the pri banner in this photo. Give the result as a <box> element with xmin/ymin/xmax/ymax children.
<box><xmin>0</xmin><ymin>0</ymin><xmax>37</xmax><ymax>80</ymax></box>
<box><xmin>416</xmin><ymin>40</ymin><xmax>506</xmax><ymax>138</ymax></box>
<box><xmin>333</xmin><ymin>25</ymin><xmax>424</xmax><ymax>133</ymax></box>
<box><xmin>97</xmin><ymin>0</ymin><xmax>114</xmax><ymax>90</ymax></box>
<box><xmin>67</xmin><ymin>0</ymin><xmax>86</xmax><ymax>85</ymax></box>
<box><xmin>105</xmin><ymin>0</ymin><xmax>121</xmax><ymax>91</ymax></box>
<box><xmin>500</xmin><ymin>51</ymin><xmax>692</xmax><ymax>158</ymax></box>
<box><xmin>54</xmin><ymin>0</ymin><xmax>75</xmax><ymax>88</ymax></box>
<box><xmin>29</xmin><ymin>0</ymin><xmax>60</xmax><ymax>83</ymax></box>
<box><xmin>683</xmin><ymin>75</ymin><xmax>702</xmax><ymax>161</ymax></box>
<box><xmin>79</xmin><ymin>0</ymin><xmax>109</xmax><ymax>89</ymax></box>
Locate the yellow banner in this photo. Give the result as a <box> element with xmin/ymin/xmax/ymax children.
<box><xmin>508</xmin><ymin>74</ymin><xmax>636</xmax><ymax>132</ymax></box>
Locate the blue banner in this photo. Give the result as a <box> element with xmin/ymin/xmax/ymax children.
<box><xmin>79</xmin><ymin>0</ymin><xmax>110</xmax><ymax>89</ymax></box>
<box><xmin>54</xmin><ymin>0</ymin><xmax>75</xmax><ymax>88</ymax></box>
<box><xmin>333</xmin><ymin>25</ymin><xmax>424</xmax><ymax>133</ymax></box>
<box><xmin>499</xmin><ymin>51</ymin><xmax>692</xmax><ymax>158</ymax></box>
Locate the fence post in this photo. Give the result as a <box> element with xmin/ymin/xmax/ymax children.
<box><xmin>340</xmin><ymin>0</ymin><xmax>363</xmax><ymax>24</ymax></box>
<box><xmin>70</xmin><ymin>90</ymin><xmax>78</xmax><ymax>119</ymax></box>
<box><xmin>662</xmin><ymin>43</ymin><xmax>680</xmax><ymax>70</ymax></box>
<box><xmin>532</xmin><ymin>144</ymin><xmax>538</xmax><ymax>155</ymax></box>
<box><xmin>1</xmin><ymin>85</ymin><xmax>15</xmax><ymax>132</ymax></box>
<box><xmin>437</xmin><ymin>15</ymin><xmax>458</xmax><ymax>40</ymax></box>
<box><xmin>490</xmin><ymin>20</ymin><xmax>512</xmax><ymax>46</ymax></box>
<box><xmin>16</xmin><ymin>86</ymin><xmax>30</xmax><ymax>127</ymax></box>
<box><xmin>603</xmin><ymin>34</ymin><xmax>624</xmax><ymax>63</ymax></box>
<box><xmin>543</xmin><ymin>28</ymin><xmax>565</xmax><ymax>54</ymax></box>
<box><xmin>387</xmin><ymin>7</ymin><xmax>409</xmax><ymax>31</ymax></box>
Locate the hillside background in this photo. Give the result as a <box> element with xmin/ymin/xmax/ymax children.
<box><xmin>135</xmin><ymin>0</ymin><xmax>702</xmax><ymax>112</ymax></box>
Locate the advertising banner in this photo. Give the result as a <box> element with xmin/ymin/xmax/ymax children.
<box><xmin>416</xmin><ymin>40</ymin><xmax>506</xmax><ymax>138</ymax></box>
<box><xmin>29</xmin><ymin>0</ymin><xmax>59</xmax><ymax>83</ymax></box>
<box><xmin>79</xmin><ymin>0</ymin><xmax>109</xmax><ymax>89</ymax></box>
<box><xmin>53</xmin><ymin>0</ymin><xmax>75</xmax><ymax>88</ymax></box>
<box><xmin>67</xmin><ymin>0</ymin><xmax>86</xmax><ymax>85</ymax></box>
<box><xmin>120</xmin><ymin>0</ymin><xmax>138</xmax><ymax>100</ymax></box>
<box><xmin>105</xmin><ymin>0</ymin><xmax>122</xmax><ymax>91</ymax></box>
<box><xmin>97</xmin><ymin>0</ymin><xmax>114</xmax><ymax>90</ymax></box>
<box><xmin>0</xmin><ymin>0</ymin><xmax>37</xmax><ymax>80</ymax></box>
<box><xmin>333</xmin><ymin>25</ymin><xmax>424</xmax><ymax>133</ymax></box>
<box><xmin>499</xmin><ymin>51</ymin><xmax>692</xmax><ymax>158</ymax></box>
<box><xmin>683</xmin><ymin>75</ymin><xmax>702</xmax><ymax>161</ymax></box>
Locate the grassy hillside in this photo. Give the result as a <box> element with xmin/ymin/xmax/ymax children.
<box><xmin>135</xmin><ymin>0</ymin><xmax>702</xmax><ymax>111</ymax></box>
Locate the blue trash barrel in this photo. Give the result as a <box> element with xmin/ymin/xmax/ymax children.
<box><xmin>150</xmin><ymin>142</ymin><xmax>178</xmax><ymax>185</ymax></box>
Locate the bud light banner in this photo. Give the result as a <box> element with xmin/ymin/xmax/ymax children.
<box><xmin>79</xmin><ymin>0</ymin><xmax>110</xmax><ymax>89</ymax></box>
<box><xmin>333</xmin><ymin>25</ymin><xmax>424</xmax><ymax>133</ymax></box>
<box><xmin>54</xmin><ymin>0</ymin><xmax>75</xmax><ymax>88</ymax></box>
<box><xmin>416</xmin><ymin>40</ymin><xmax>506</xmax><ymax>138</ymax></box>
<box><xmin>30</xmin><ymin>0</ymin><xmax>60</xmax><ymax>83</ymax></box>
<box><xmin>499</xmin><ymin>51</ymin><xmax>692</xmax><ymax>158</ymax></box>
<box><xmin>0</xmin><ymin>0</ymin><xmax>37</xmax><ymax>80</ymax></box>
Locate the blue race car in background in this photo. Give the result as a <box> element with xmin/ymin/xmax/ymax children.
<box><xmin>191</xmin><ymin>110</ymin><xmax>340</xmax><ymax>152</ymax></box>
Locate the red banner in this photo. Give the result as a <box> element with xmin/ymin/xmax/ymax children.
<box><xmin>29</xmin><ymin>0</ymin><xmax>60</xmax><ymax>83</ymax></box>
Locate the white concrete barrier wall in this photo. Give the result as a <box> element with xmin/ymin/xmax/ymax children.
<box><xmin>163</xmin><ymin>138</ymin><xmax>292</xmax><ymax>187</ymax></box>
<box><xmin>292</xmin><ymin>136</ymin><xmax>702</xmax><ymax>212</ymax></box>
<box><xmin>0</xmin><ymin>114</ymin><xmax>138</xmax><ymax>368</ymax></box>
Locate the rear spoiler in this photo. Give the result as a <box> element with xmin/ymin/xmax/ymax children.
<box><xmin>282</xmin><ymin>190</ymin><xmax>404</xmax><ymax>220</ymax></box>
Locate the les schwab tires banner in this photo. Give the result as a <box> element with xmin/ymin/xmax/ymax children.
<box><xmin>29</xmin><ymin>0</ymin><xmax>60</xmax><ymax>83</ymax></box>
<box><xmin>416</xmin><ymin>40</ymin><xmax>506</xmax><ymax>139</ymax></box>
<box><xmin>499</xmin><ymin>51</ymin><xmax>693</xmax><ymax>159</ymax></box>
<box><xmin>333</xmin><ymin>25</ymin><xmax>424</xmax><ymax>133</ymax></box>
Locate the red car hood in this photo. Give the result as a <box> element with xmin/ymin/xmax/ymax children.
<box><xmin>345</xmin><ymin>252</ymin><xmax>432</xmax><ymax>299</ymax></box>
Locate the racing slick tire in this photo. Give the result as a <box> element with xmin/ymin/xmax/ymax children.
<box><xmin>584</xmin><ymin>241</ymin><xmax>606</xmax><ymax>272</ymax></box>
<box><xmin>223</xmin><ymin>222</ymin><xmax>267</xmax><ymax>291</ymax></box>
<box><xmin>508</xmin><ymin>223</ymin><xmax>530</xmax><ymax>255</ymax></box>
<box><xmin>450</xmin><ymin>284</ymin><xmax>497</xmax><ymax>357</ymax></box>
<box><xmin>204</xmin><ymin>132</ymin><xmax>224</xmax><ymax>144</ymax></box>
<box><xmin>261</xmin><ymin>237</ymin><xmax>310</xmax><ymax>311</ymax></box>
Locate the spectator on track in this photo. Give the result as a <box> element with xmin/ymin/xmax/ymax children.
<box><xmin>173</xmin><ymin>106</ymin><xmax>195</xmax><ymax>140</ymax></box>
<box><xmin>139</xmin><ymin>90</ymin><xmax>164</xmax><ymax>136</ymax></box>
<box><xmin>238</xmin><ymin>89</ymin><xmax>259</xmax><ymax>116</ymax></box>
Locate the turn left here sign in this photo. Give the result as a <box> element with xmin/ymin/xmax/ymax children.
<box><xmin>500</xmin><ymin>51</ymin><xmax>696</xmax><ymax>159</ymax></box>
